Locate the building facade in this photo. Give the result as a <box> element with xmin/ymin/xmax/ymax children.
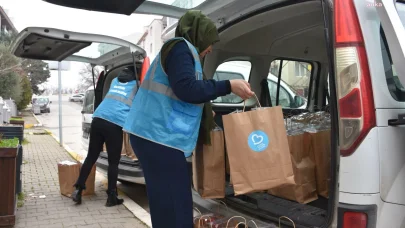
<box><xmin>0</xmin><ymin>6</ymin><xmax>17</xmax><ymax>33</ymax></box>
<box><xmin>137</xmin><ymin>18</ymin><xmax>167</xmax><ymax>60</ymax></box>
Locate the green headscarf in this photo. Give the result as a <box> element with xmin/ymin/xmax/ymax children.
<box><xmin>161</xmin><ymin>10</ymin><xmax>220</xmax><ymax>145</ymax></box>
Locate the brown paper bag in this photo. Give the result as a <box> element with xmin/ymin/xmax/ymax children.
<box><xmin>192</xmin><ymin>127</ymin><xmax>225</xmax><ymax>199</ymax></box>
<box><xmin>308</xmin><ymin>130</ymin><xmax>331</xmax><ymax>198</ymax></box>
<box><xmin>57</xmin><ymin>161</ymin><xmax>95</xmax><ymax>197</ymax></box>
<box><xmin>268</xmin><ymin>134</ymin><xmax>318</xmax><ymax>204</ymax></box>
<box><xmin>222</xmin><ymin>105</ymin><xmax>295</xmax><ymax>195</ymax></box>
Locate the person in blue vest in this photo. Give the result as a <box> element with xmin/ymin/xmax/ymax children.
<box><xmin>72</xmin><ymin>67</ymin><xmax>138</xmax><ymax>207</ymax></box>
<box><xmin>123</xmin><ymin>11</ymin><xmax>254</xmax><ymax>228</ymax></box>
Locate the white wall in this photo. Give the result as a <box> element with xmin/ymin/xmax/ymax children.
<box><xmin>142</xmin><ymin>19</ymin><xmax>164</xmax><ymax>60</ymax></box>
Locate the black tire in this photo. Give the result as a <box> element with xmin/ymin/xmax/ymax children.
<box><xmin>47</xmin><ymin>109</ymin><xmax>51</xmax><ymax>113</ymax></box>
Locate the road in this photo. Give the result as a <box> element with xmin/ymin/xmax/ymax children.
<box><xmin>35</xmin><ymin>95</ymin><xmax>150</xmax><ymax>212</ymax></box>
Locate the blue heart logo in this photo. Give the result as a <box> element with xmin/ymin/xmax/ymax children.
<box><xmin>248</xmin><ymin>130</ymin><xmax>269</xmax><ymax>152</ymax></box>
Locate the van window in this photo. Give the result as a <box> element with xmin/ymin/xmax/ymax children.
<box><xmin>82</xmin><ymin>90</ymin><xmax>95</xmax><ymax>114</ymax></box>
<box><xmin>267</xmin><ymin>80</ymin><xmax>291</xmax><ymax>107</ymax></box>
<box><xmin>269</xmin><ymin>59</ymin><xmax>312</xmax><ymax>109</ymax></box>
<box><xmin>380</xmin><ymin>24</ymin><xmax>405</xmax><ymax>101</ymax></box>
<box><xmin>212</xmin><ymin>61</ymin><xmax>252</xmax><ymax>104</ymax></box>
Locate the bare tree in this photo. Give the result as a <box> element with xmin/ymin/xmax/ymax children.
<box><xmin>78</xmin><ymin>64</ymin><xmax>104</xmax><ymax>92</ymax></box>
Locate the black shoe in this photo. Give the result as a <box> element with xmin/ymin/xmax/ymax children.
<box><xmin>72</xmin><ymin>186</ymin><xmax>84</xmax><ymax>204</ymax></box>
<box><xmin>105</xmin><ymin>190</ymin><xmax>124</xmax><ymax>207</ymax></box>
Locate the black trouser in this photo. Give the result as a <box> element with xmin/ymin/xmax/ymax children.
<box><xmin>75</xmin><ymin>117</ymin><xmax>123</xmax><ymax>191</ymax></box>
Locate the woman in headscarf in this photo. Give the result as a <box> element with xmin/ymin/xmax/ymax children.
<box><xmin>123</xmin><ymin>10</ymin><xmax>254</xmax><ymax>227</ymax></box>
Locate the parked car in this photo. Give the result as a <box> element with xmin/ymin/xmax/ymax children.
<box><xmin>213</xmin><ymin>61</ymin><xmax>307</xmax><ymax>108</ymax></box>
<box><xmin>69</xmin><ymin>93</ymin><xmax>84</xmax><ymax>102</ymax></box>
<box><xmin>33</xmin><ymin>97</ymin><xmax>51</xmax><ymax>113</ymax></box>
<box><xmin>16</xmin><ymin>0</ymin><xmax>405</xmax><ymax>227</ymax></box>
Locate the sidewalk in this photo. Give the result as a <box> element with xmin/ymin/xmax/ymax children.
<box><xmin>15</xmin><ymin>115</ymin><xmax>148</xmax><ymax>228</ymax></box>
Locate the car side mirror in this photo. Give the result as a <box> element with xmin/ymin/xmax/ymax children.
<box><xmin>50</xmin><ymin>101</ymin><xmax>52</xmax><ymax>104</ymax></box>
<box><xmin>81</xmin><ymin>110</ymin><xmax>85</xmax><ymax>114</ymax></box>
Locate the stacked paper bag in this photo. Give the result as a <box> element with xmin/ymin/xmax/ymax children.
<box><xmin>192</xmin><ymin>126</ymin><xmax>226</xmax><ymax>199</ymax></box>
<box><xmin>268</xmin><ymin>130</ymin><xmax>318</xmax><ymax>204</ymax></box>
<box><xmin>283</xmin><ymin>111</ymin><xmax>331</xmax><ymax>199</ymax></box>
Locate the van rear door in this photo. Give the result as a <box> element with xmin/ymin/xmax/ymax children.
<box><xmin>11</xmin><ymin>27</ymin><xmax>146</xmax><ymax>64</ymax></box>
<box><xmin>42</xmin><ymin>0</ymin><xmax>285</xmax><ymax>27</ymax></box>
<box><xmin>373</xmin><ymin>1</ymin><xmax>405</xmax><ymax>206</ymax></box>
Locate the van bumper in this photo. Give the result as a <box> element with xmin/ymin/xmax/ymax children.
<box><xmin>96</xmin><ymin>153</ymin><xmax>145</xmax><ymax>185</ymax></box>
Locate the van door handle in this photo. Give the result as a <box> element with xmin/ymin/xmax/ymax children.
<box><xmin>388</xmin><ymin>114</ymin><xmax>405</xmax><ymax>126</ymax></box>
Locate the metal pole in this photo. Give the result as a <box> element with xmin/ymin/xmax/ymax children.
<box><xmin>58</xmin><ymin>62</ymin><xmax>63</xmax><ymax>146</ymax></box>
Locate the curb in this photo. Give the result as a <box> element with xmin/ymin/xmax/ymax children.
<box><xmin>32</xmin><ymin>113</ymin><xmax>43</xmax><ymax>127</ymax></box>
<box><xmin>44</xmin><ymin>129</ymin><xmax>152</xmax><ymax>227</ymax></box>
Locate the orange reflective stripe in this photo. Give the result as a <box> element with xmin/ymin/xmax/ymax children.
<box><xmin>140</xmin><ymin>57</ymin><xmax>150</xmax><ymax>84</ymax></box>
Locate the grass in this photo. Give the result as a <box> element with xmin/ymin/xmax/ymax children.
<box><xmin>10</xmin><ymin>117</ymin><xmax>24</xmax><ymax>121</ymax></box>
<box><xmin>0</xmin><ymin>138</ymin><xmax>19</xmax><ymax>148</ymax></box>
<box><xmin>17</xmin><ymin>201</ymin><xmax>24</xmax><ymax>208</ymax></box>
<box><xmin>22</xmin><ymin>138</ymin><xmax>30</xmax><ymax>145</ymax></box>
<box><xmin>17</xmin><ymin>192</ymin><xmax>25</xmax><ymax>208</ymax></box>
<box><xmin>17</xmin><ymin>192</ymin><xmax>25</xmax><ymax>201</ymax></box>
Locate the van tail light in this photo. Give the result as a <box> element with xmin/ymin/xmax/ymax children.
<box><xmin>140</xmin><ymin>57</ymin><xmax>150</xmax><ymax>84</ymax></box>
<box><xmin>343</xmin><ymin>212</ymin><xmax>367</xmax><ymax>228</ymax></box>
<box><xmin>335</xmin><ymin>0</ymin><xmax>376</xmax><ymax>156</ymax></box>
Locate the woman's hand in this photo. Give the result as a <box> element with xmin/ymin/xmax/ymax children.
<box><xmin>230</xmin><ymin>79</ymin><xmax>255</xmax><ymax>100</ymax></box>
<box><xmin>212</xmin><ymin>111</ymin><xmax>216</xmax><ymax>116</ymax></box>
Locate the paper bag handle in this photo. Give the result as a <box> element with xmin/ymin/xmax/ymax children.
<box><xmin>216</xmin><ymin>200</ymin><xmax>229</xmax><ymax>213</ymax></box>
<box><xmin>226</xmin><ymin>216</ymin><xmax>247</xmax><ymax>228</ymax></box>
<box><xmin>248</xmin><ymin>220</ymin><xmax>259</xmax><ymax>228</ymax></box>
<box><xmin>234</xmin><ymin>222</ymin><xmax>247</xmax><ymax>228</ymax></box>
<box><xmin>243</xmin><ymin>93</ymin><xmax>261</xmax><ymax>112</ymax></box>
<box><xmin>194</xmin><ymin>207</ymin><xmax>202</xmax><ymax>216</ymax></box>
<box><xmin>279</xmin><ymin>216</ymin><xmax>295</xmax><ymax>228</ymax></box>
<box><xmin>198</xmin><ymin>215</ymin><xmax>213</xmax><ymax>228</ymax></box>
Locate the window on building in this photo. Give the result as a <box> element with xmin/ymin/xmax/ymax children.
<box><xmin>212</xmin><ymin>61</ymin><xmax>251</xmax><ymax>104</ymax></box>
<box><xmin>294</xmin><ymin>61</ymin><xmax>311</xmax><ymax>77</ymax></box>
<box><xmin>268</xmin><ymin>59</ymin><xmax>312</xmax><ymax>109</ymax></box>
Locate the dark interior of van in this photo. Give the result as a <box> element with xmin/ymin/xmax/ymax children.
<box><xmin>196</xmin><ymin>1</ymin><xmax>335</xmax><ymax>227</ymax></box>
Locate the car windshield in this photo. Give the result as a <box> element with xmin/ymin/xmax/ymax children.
<box><xmin>35</xmin><ymin>98</ymin><xmax>49</xmax><ymax>104</ymax></box>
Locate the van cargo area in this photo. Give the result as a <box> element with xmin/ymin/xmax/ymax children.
<box><xmin>192</xmin><ymin>1</ymin><xmax>335</xmax><ymax>227</ymax></box>
<box><xmin>94</xmin><ymin>1</ymin><xmax>336</xmax><ymax>227</ymax></box>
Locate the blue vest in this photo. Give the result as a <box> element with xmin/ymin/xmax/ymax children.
<box><xmin>93</xmin><ymin>78</ymin><xmax>138</xmax><ymax>127</ymax></box>
<box><xmin>123</xmin><ymin>38</ymin><xmax>203</xmax><ymax>157</ymax></box>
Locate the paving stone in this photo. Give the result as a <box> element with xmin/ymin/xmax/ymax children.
<box><xmin>15</xmin><ymin>133</ymin><xmax>147</xmax><ymax>228</ymax></box>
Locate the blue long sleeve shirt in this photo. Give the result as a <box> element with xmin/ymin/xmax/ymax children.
<box><xmin>165</xmin><ymin>41</ymin><xmax>232</xmax><ymax>104</ymax></box>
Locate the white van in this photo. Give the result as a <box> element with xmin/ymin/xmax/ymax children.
<box><xmin>29</xmin><ymin>0</ymin><xmax>405</xmax><ymax>227</ymax></box>
<box><xmin>11</xmin><ymin>27</ymin><xmax>148</xmax><ymax>183</ymax></box>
